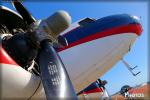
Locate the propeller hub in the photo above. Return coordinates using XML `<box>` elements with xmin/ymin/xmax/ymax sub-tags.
<box><xmin>31</xmin><ymin>11</ymin><xmax>72</xmax><ymax>43</ymax></box>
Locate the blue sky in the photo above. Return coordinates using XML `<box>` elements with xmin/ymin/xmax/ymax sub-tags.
<box><xmin>2</xmin><ymin>1</ymin><xmax>148</xmax><ymax>95</ymax></box>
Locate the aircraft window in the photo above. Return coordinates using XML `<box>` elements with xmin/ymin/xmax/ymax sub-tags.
<box><xmin>79</xmin><ymin>18</ymin><xmax>95</xmax><ymax>27</ymax></box>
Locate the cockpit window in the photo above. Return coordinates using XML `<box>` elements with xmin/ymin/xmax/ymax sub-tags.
<box><xmin>78</xmin><ymin>18</ymin><xmax>95</xmax><ymax>27</ymax></box>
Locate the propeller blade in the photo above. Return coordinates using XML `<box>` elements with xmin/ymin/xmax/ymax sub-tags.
<box><xmin>12</xmin><ymin>1</ymin><xmax>36</xmax><ymax>25</ymax></box>
<box><xmin>37</xmin><ymin>41</ymin><xmax>77</xmax><ymax>100</ymax></box>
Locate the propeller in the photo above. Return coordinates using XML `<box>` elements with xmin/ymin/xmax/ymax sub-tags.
<box><xmin>12</xmin><ymin>1</ymin><xmax>77</xmax><ymax>99</ymax></box>
<box><xmin>12</xmin><ymin>0</ymin><xmax>36</xmax><ymax>25</ymax></box>
<box><xmin>38</xmin><ymin>41</ymin><xmax>77</xmax><ymax>99</ymax></box>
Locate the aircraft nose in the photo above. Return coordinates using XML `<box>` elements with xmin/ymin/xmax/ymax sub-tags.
<box><xmin>89</xmin><ymin>14</ymin><xmax>143</xmax><ymax>40</ymax></box>
<box><xmin>129</xmin><ymin>15</ymin><xmax>143</xmax><ymax>36</ymax></box>
<box><xmin>98</xmin><ymin>14</ymin><xmax>143</xmax><ymax>37</ymax></box>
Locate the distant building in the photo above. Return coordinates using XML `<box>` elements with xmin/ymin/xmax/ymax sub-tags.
<box><xmin>111</xmin><ymin>82</ymin><xmax>150</xmax><ymax>99</ymax></box>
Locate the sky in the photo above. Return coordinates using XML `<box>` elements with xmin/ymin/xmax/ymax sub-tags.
<box><xmin>1</xmin><ymin>1</ymin><xmax>148</xmax><ymax>95</ymax></box>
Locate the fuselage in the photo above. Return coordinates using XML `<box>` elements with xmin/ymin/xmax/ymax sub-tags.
<box><xmin>58</xmin><ymin>14</ymin><xmax>142</xmax><ymax>92</ymax></box>
<box><xmin>0</xmin><ymin>7</ymin><xmax>142</xmax><ymax>99</ymax></box>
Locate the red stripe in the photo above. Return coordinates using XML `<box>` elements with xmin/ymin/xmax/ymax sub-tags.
<box><xmin>0</xmin><ymin>45</ymin><xmax>18</xmax><ymax>66</ymax></box>
<box><xmin>58</xmin><ymin>23</ymin><xmax>142</xmax><ymax>52</ymax></box>
<box><xmin>83</xmin><ymin>88</ymin><xmax>103</xmax><ymax>94</ymax></box>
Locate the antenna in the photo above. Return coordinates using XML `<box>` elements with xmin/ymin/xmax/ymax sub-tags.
<box><xmin>121</xmin><ymin>59</ymin><xmax>141</xmax><ymax>76</ymax></box>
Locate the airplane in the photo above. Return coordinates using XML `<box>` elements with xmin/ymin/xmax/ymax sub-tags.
<box><xmin>0</xmin><ymin>1</ymin><xmax>143</xmax><ymax>99</ymax></box>
<box><xmin>77</xmin><ymin>79</ymin><xmax>107</xmax><ymax>95</ymax></box>
<box><xmin>77</xmin><ymin>79</ymin><xmax>109</xmax><ymax>99</ymax></box>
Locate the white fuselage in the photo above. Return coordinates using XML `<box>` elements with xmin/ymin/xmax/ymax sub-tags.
<box><xmin>59</xmin><ymin>33</ymin><xmax>137</xmax><ymax>92</ymax></box>
<box><xmin>1</xmin><ymin>32</ymin><xmax>138</xmax><ymax>99</ymax></box>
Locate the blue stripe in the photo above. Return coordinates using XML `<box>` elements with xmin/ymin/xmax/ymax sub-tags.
<box><xmin>63</xmin><ymin>14</ymin><xmax>140</xmax><ymax>44</ymax></box>
<box><xmin>84</xmin><ymin>82</ymin><xmax>99</xmax><ymax>91</ymax></box>
<box><xmin>77</xmin><ymin>82</ymin><xmax>99</xmax><ymax>95</ymax></box>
